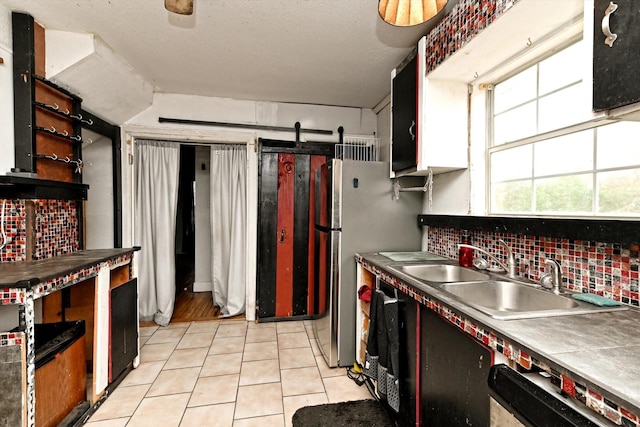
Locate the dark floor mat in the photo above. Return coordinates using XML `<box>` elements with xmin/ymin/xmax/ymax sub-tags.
<box><xmin>292</xmin><ymin>399</ymin><xmax>396</xmax><ymax>427</ymax></box>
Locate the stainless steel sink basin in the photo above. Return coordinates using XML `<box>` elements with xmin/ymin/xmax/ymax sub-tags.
<box><xmin>396</xmin><ymin>264</ymin><xmax>490</xmax><ymax>283</ymax></box>
<box><xmin>439</xmin><ymin>280</ymin><xmax>627</xmax><ymax>320</ymax></box>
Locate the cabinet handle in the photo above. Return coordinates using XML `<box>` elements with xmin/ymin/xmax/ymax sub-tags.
<box><xmin>602</xmin><ymin>1</ymin><xmax>619</xmax><ymax>47</ymax></box>
<box><xmin>408</xmin><ymin>120</ymin><xmax>416</xmax><ymax>141</ymax></box>
<box><xmin>280</xmin><ymin>229</ymin><xmax>285</xmax><ymax>243</ymax></box>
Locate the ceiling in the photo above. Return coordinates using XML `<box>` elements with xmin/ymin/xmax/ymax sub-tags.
<box><xmin>3</xmin><ymin>0</ymin><xmax>441</xmax><ymax>109</ymax></box>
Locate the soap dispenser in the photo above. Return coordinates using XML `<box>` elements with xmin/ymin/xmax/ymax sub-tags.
<box><xmin>458</xmin><ymin>231</ymin><xmax>473</xmax><ymax>267</ymax></box>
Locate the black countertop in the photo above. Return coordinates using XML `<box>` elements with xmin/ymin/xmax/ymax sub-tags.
<box><xmin>0</xmin><ymin>248</ymin><xmax>138</xmax><ymax>288</ymax></box>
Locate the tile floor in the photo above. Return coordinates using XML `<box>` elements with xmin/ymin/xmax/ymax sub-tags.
<box><xmin>86</xmin><ymin>319</ymin><xmax>372</xmax><ymax>427</ymax></box>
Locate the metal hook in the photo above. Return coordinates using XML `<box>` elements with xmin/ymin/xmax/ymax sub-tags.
<box><xmin>45</xmin><ymin>102</ymin><xmax>59</xmax><ymax>111</ymax></box>
<box><xmin>48</xmin><ymin>125</ymin><xmax>56</xmax><ymax>133</ymax></box>
<box><xmin>82</xmin><ymin>118</ymin><xmax>93</xmax><ymax>126</ymax></box>
<box><xmin>70</xmin><ymin>135</ymin><xmax>82</xmax><ymax>142</ymax></box>
<box><xmin>62</xmin><ymin>130</ymin><xmax>69</xmax><ymax>136</ymax></box>
<box><xmin>63</xmin><ymin>156</ymin><xmax>71</xmax><ymax>163</ymax></box>
<box><xmin>70</xmin><ymin>113</ymin><xmax>83</xmax><ymax>120</ymax></box>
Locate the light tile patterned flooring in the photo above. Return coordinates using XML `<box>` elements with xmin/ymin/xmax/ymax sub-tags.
<box><xmin>86</xmin><ymin>320</ymin><xmax>372</xmax><ymax>427</ymax></box>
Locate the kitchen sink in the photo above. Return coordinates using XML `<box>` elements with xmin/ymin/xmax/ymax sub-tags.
<box><xmin>394</xmin><ymin>264</ymin><xmax>490</xmax><ymax>283</ymax></box>
<box><xmin>439</xmin><ymin>280</ymin><xmax>627</xmax><ymax>320</ymax></box>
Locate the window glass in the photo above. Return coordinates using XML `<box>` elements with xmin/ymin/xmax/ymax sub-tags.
<box><xmin>597</xmin><ymin>169</ymin><xmax>640</xmax><ymax>214</ymax></box>
<box><xmin>493</xmin><ymin>102</ymin><xmax>536</xmax><ymax>145</ymax></box>
<box><xmin>489</xmin><ymin>38</ymin><xmax>639</xmax><ymax>218</ymax></box>
<box><xmin>534</xmin><ymin>175</ymin><xmax>593</xmax><ymax>214</ymax></box>
<box><xmin>491</xmin><ymin>145</ymin><xmax>532</xmax><ymax>181</ymax></box>
<box><xmin>492</xmin><ymin>180</ymin><xmax>532</xmax><ymax>213</ymax></box>
<box><xmin>537</xmin><ymin>83</ymin><xmax>585</xmax><ymax>133</ymax></box>
<box><xmin>493</xmin><ymin>66</ymin><xmax>537</xmax><ymax>114</ymax></box>
<box><xmin>539</xmin><ymin>41</ymin><xmax>584</xmax><ymax>95</ymax></box>
<box><xmin>534</xmin><ymin>130</ymin><xmax>593</xmax><ymax>176</ymax></box>
<box><xmin>596</xmin><ymin>122</ymin><xmax>640</xmax><ymax>169</ymax></box>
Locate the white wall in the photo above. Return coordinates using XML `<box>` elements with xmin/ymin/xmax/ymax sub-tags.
<box><xmin>83</xmin><ymin>135</ymin><xmax>115</xmax><ymax>249</ymax></box>
<box><xmin>193</xmin><ymin>146</ymin><xmax>212</xmax><ymax>292</ymax></box>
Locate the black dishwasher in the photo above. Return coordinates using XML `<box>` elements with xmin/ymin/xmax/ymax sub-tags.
<box><xmin>488</xmin><ymin>364</ymin><xmax>607</xmax><ymax>426</ymax></box>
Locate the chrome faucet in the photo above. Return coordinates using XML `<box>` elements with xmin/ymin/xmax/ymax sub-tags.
<box><xmin>540</xmin><ymin>259</ymin><xmax>563</xmax><ymax>295</ymax></box>
<box><xmin>457</xmin><ymin>239</ymin><xmax>518</xmax><ymax>279</ymax></box>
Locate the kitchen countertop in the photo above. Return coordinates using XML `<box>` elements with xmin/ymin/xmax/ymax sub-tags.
<box><xmin>358</xmin><ymin>252</ymin><xmax>640</xmax><ymax>416</ymax></box>
<box><xmin>0</xmin><ymin>248</ymin><xmax>138</xmax><ymax>288</ymax></box>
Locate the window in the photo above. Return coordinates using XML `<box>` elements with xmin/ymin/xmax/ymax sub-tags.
<box><xmin>489</xmin><ymin>41</ymin><xmax>640</xmax><ymax>217</ymax></box>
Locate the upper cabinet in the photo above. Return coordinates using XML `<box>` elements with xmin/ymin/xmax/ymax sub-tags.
<box><xmin>390</xmin><ymin>37</ymin><xmax>468</xmax><ymax>178</ymax></box>
<box><xmin>593</xmin><ymin>0</ymin><xmax>640</xmax><ymax>118</ymax></box>
<box><xmin>391</xmin><ymin>53</ymin><xmax>418</xmax><ymax>172</ymax></box>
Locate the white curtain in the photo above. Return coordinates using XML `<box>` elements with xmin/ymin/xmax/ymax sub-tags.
<box><xmin>134</xmin><ymin>140</ymin><xmax>181</xmax><ymax>326</ymax></box>
<box><xmin>210</xmin><ymin>145</ymin><xmax>247</xmax><ymax>317</ymax></box>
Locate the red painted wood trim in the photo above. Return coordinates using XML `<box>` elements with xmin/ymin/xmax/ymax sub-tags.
<box><xmin>307</xmin><ymin>155</ymin><xmax>326</xmax><ymax>314</ymax></box>
<box><xmin>275</xmin><ymin>153</ymin><xmax>296</xmax><ymax>317</ymax></box>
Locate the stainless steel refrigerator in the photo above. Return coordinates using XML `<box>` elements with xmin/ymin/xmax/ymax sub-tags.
<box><xmin>312</xmin><ymin>159</ymin><xmax>423</xmax><ymax>368</ymax></box>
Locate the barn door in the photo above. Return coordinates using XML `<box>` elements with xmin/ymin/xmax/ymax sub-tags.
<box><xmin>257</xmin><ymin>140</ymin><xmax>333</xmax><ymax>320</ymax></box>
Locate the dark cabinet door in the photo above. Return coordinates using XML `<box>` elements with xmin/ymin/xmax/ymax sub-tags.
<box><xmin>392</xmin><ymin>54</ymin><xmax>418</xmax><ymax>172</ymax></box>
<box><xmin>110</xmin><ymin>278</ymin><xmax>138</xmax><ymax>382</ymax></box>
<box><xmin>379</xmin><ymin>281</ymin><xmax>418</xmax><ymax>425</ymax></box>
<box><xmin>421</xmin><ymin>307</ymin><xmax>493</xmax><ymax>426</ymax></box>
<box><xmin>593</xmin><ymin>0</ymin><xmax>640</xmax><ymax>111</ymax></box>
<box><xmin>257</xmin><ymin>144</ymin><xmax>328</xmax><ymax>320</ymax></box>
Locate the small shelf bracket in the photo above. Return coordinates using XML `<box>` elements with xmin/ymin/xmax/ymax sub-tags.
<box><xmin>392</xmin><ymin>169</ymin><xmax>434</xmax><ymax>210</ymax></box>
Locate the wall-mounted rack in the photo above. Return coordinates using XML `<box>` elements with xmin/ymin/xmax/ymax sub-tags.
<box><xmin>12</xmin><ymin>12</ymin><xmax>84</xmax><ymax>184</ymax></box>
<box><xmin>35</xmin><ymin>126</ymin><xmax>83</xmax><ymax>143</ymax></box>
<box><xmin>33</xmin><ymin>101</ymin><xmax>93</xmax><ymax>125</ymax></box>
<box><xmin>35</xmin><ymin>154</ymin><xmax>84</xmax><ymax>173</ymax></box>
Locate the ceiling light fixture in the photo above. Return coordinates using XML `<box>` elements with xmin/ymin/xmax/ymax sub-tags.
<box><xmin>378</xmin><ymin>0</ymin><xmax>448</xmax><ymax>26</ymax></box>
<box><xmin>165</xmin><ymin>0</ymin><xmax>194</xmax><ymax>15</ymax></box>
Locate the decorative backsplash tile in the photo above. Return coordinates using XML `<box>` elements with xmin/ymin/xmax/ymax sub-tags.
<box><xmin>424</xmin><ymin>0</ymin><xmax>520</xmax><ymax>74</ymax></box>
<box><xmin>0</xmin><ymin>199</ymin><xmax>80</xmax><ymax>262</ymax></box>
<box><xmin>33</xmin><ymin>200</ymin><xmax>79</xmax><ymax>260</ymax></box>
<box><xmin>0</xmin><ymin>200</ymin><xmax>26</xmax><ymax>262</ymax></box>
<box><xmin>426</xmin><ymin>227</ymin><xmax>640</xmax><ymax>308</ymax></box>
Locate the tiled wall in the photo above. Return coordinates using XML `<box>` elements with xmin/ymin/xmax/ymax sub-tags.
<box><xmin>32</xmin><ymin>200</ymin><xmax>79</xmax><ymax>259</ymax></box>
<box><xmin>426</xmin><ymin>227</ymin><xmax>640</xmax><ymax>308</ymax></box>
<box><xmin>425</xmin><ymin>0</ymin><xmax>520</xmax><ymax>73</ymax></box>
<box><xmin>0</xmin><ymin>199</ymin><xmax>80</xmax><ymax>262</ymax></box>
<box><xmin>0</xmin><ymin>200</ymin><xmax>26</xmax><ymax>262</ymax></box>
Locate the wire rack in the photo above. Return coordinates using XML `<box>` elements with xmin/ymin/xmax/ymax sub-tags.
<box><xmin>335</xmin><ymin>135</ymin><xmax>380</xmax><ymax>162</ymax></box>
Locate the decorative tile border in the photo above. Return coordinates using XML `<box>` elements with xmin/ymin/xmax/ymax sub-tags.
<box><xmin>0</xmin><ymin>252</ymin><xmax>133</xmax><ymax>305</ymax></box>
<box><xmin>357</xmin><ymin>256</ymin><xmax>640</xmax><ymax>426</ymax></box>
<box><xmin>0</xmin><ymin>331</ymin><xmax>24</xmax><ymax>347</ymax></box>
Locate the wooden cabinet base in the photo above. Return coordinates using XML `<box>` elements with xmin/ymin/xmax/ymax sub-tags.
<box><xmin>35</xmin><ymin>336</ymin><xmax>87</xmax><ymax>427</ymax></box>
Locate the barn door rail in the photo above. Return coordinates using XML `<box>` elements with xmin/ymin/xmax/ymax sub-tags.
<box><xmin>158</xmin><ymin>117</ymin><xmax>334</xmax><ymax>136</ymax></box>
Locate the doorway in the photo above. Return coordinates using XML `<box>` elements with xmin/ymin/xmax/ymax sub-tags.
<box><xmin>172</xmin><ymin>146</ymin><xmax>219</xmax><ymax>322</ymax></box>
<box><xmin>126</xmin><ymin>128</ymin><xmax>258</xmax><ymax>323</ymax></box>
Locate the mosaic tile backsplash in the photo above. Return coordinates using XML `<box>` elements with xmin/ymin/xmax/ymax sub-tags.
<box><xmin>0</xmin><ymin>200</ymin><xmax>26</xmax><ymax>262</ymax></box>
<box><xmin>426</xmin><ymin>227</ymin><xmax>640</xmax><ymax>308</ymax></box>
<box><xmin>0</xmin><ymin>199</ymin><xmax>79</xmax><ymax>262</ymax></box>
<box><xmin>424</xmin><ymin>0</ymin><xmax>520</xmax><ymax>74</ymax></box>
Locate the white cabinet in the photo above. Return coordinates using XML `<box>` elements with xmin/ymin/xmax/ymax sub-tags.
<box><xmin>390</xmin><ymin>36</ymin><xmax>468</xmax><ymax>178</ymax></box>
